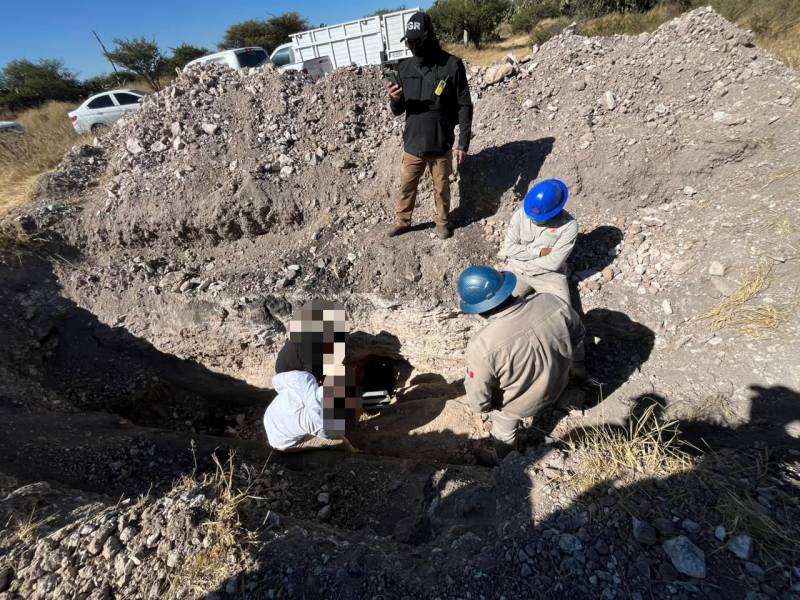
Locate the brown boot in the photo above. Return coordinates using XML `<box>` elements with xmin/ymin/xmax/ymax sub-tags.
<box><xmin>388</xmin><ymin>224</ymin><xmax>410</xmax><ymax>238</ymax></box>
<box><xmin>435</xmin><ymin>224</ymin><xmax>452</xmax><ymax>240</ymax></box>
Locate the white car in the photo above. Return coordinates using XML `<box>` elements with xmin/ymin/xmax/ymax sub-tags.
<box><xmin>185</xmin><ymin>47</ymin><xmax>270</xmax><ymax>71</ymax></box>
<box><xmin>0</xmin><ymin>121</ymin><xmax>25</xmax><ymax>134</ymax></box>
<box><xmin>68</xmin><ymin>89</ymin><xmax>147</xmax><ymax>135</ymax></box>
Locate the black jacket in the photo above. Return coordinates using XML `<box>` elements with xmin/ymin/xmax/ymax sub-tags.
<box><xmin>390</xmin><ymin>48</ymin><xmax>473</xmax><ymax>157</ymax></box>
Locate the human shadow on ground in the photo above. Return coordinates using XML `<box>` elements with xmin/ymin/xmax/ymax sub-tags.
<box><xmin>212</xmin><ymin>387</ymin><xmax>800</xmax><ymax>599</ymax></box>
<box><xmin>582</xmin><ymin>308</ymin><xmax>655</xmax><ymax>403</ymax></box>
<box><xmin>450</xmin><ymin>137</ymin><xmax>555</xmax><ymax>230</ymax></box>
<box><xmin>567</xmin><ymin>225</ymin><xmax>624</xmax><ymax>314</ymax></box>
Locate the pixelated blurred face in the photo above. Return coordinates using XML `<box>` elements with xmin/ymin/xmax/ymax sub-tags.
<box><xmin>288</xmin><ymin>299</ymin><xmax>349</xmax><ymax>379</ymax></box>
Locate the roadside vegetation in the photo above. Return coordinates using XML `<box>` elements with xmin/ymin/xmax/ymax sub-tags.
<box><xmin>0</xmin><ymin>101</ymin><xmax>89</xmax><ymax>216</ymax></box>
<box><xmin>440</xmin><ymin>0</ymin><xmax>800</xmax><ymax>67</ymax></box>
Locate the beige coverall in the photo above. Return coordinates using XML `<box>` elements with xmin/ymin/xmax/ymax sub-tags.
<box><xmin>502</xmin><ymin>209</ymin><xmax>578</xmax><ymax>305</ymax></box>
<box><xmin>464</xmin><ymin>293</ymin><xmax>586</xmax><ymax>444</ymax></box>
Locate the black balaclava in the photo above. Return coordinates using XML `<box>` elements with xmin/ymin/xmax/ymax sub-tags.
<box><xmin>403</xmin><ymin>12</ymin><xmax>439</xmax><ymax>60</ymax></box>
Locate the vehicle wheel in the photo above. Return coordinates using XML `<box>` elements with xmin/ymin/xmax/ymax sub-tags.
<box><xmin>91</xmin><ymin>123</ymin><xmax>109</xmax><ymax>137</ymax></box>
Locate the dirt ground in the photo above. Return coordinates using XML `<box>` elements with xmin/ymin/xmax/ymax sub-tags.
<box><xmin>1</xmin><ymin>7</ymin><xmax>800</xmax><ymax>600</ymax></box>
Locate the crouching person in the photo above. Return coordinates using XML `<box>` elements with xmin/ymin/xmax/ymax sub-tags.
<box><xmin>263</xmin><ymin>299</ymin><xmax>360</xmax><ymax>453</ymax></box>
<box><xmin>457</xmin><ymin>266</ymin><xmax>586</xmax><ymax>465</ymax></box>
<box><xmin>503</xmin><ymin>179</ymin><xmax>578</xmax><ymax>305</ymax></box>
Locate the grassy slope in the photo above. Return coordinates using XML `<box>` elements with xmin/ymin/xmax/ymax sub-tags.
<box><xmin>0</xmin><ymin>101</ymin><xmax>90</xmax><ymax>216</ymax></box>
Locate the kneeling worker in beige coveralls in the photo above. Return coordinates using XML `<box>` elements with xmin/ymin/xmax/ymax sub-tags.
<box><xmin>502</xmin><ymin>179</ymin><xmax>578</xmax><ymax>305</ymax></box>
<box><xmin>457</xmin><ymin>265</ymin><xmax>586</xmax><ymax>464</ymax></box>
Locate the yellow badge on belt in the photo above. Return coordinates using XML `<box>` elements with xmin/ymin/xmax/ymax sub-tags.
<box><xmin>435</xmin><ymin>80</ymin><xmax>447</xmax><ymax>96</ymax></box>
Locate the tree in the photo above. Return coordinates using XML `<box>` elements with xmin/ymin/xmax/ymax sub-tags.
<box><xmin>165</xmin><ymin>43</ymin><xmax>210</xmax><ymax>73</ymax></box>
<box><xmin>219</xmin><ymin>12</ymin><xmax>310</xmax><ymax>54</ymax></box>
<box><xmin>372</xmin><ymin>6</ymin><xmax>408</xmax><ymax>16</ymax></box>
<box><xmin>106</xmin><ymin>37</ymin><xmax>165</xmax><ymax>91</ymax></box>
<box><xmin>82</xmin><ymin>71</ymin><xmax>138</xmax><ymax>94</ymax></box>
<box><xmin>0</xmin><ymin>59</ymin><xmax>84</xmax><ymax>112</ymax></box>
<box><xmin>429</xmin><ymin>0</ymin><xmax>512</xmax><ymax>48</ymax></box>
<box><xmin>510</xmin><ymin>1</ymin><xmax>561</xmax><ymax>33</ymax></box>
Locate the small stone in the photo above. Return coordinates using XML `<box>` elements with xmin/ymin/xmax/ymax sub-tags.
<box><xmin>708</xmin><ymin>261</ymin><xmax>725</xmax><ymax>277</ymax></box>
<box><xmin>170</xmin><ymin>121</ymin><xmax>181</xmax><ymax>136</ymax></box>
<box><xmin>559</xmin><ymin>533</ymin><xmax>583</xmax><ymax>555</ymax></box>
<box><xmin>663</xmin><ymin>536</ymin><xmax>706</xmax><ymax>578</ymax></box>
<box><xmin>102</xmin><ymin>535</ymin><xmax>122</xmax><ymax>560</ymax></box>
<box><xmin>317</xmin><ymin>505</ymin><xmax>332</xmax><ymax>521</ymax></box>
<box><xmin>166</xmin><ymin>550</ymin><xmax>181</xmax><ymax>568</ymax></box>
<box><xmin>601</xmin><ymin>266</ymin><xmax>615</xmax><ymax>282</ymax></box>
<box><xmin>125</xmin><ymin>138</ymin><xmax>144</xmax><ymax>155</ymax></box>
<box><xmin>346</xmin><ymin>253</ymin><xmax>356</xmax><ymax>262</ymax></box>
<box><xmin>714</xmin><ymin>525</ymin><xmax>726</xmax><ymax>541</ymax></box>
<box><xmin>662</xmin><ymin>299</ymin><xmax>673</xmax><ymax>315</ymax></box>
<box><xmin>572</xmin><ymin>80</ymin><xmax>587</xmax><ymax>91</ymax></box>
<box><xmin>280</xmin><ymin>165</ymin><xmax>294</xmax><ymax>178</ymax></box>
<box><xmin>317</xmin><ymin>492</ymin><xmax>330</xmax><ymax>505</ymax></box>
<box><xmin>713</xmin><ymin>111</ymin><xmax>745</xmax><ymax>126</ymax></box>
<box><xmin>201</xmin><ymin>122</ymin><xmax>219</xmax><ymax>135</ymax></box>
<box><xmin>683</xmin><ymin>186</ymin><xmax>697</xmax><ymax>196</ymax></box>
<box><xmin>604</xmin><ymin>91</ymin><xmax>617</xmax><ymax>110</ymax></box>
<box><xmin>632</xmin><ymin>517</ymin><xmax>658</xmax><ymax>546</ymax></box>
<box><xmin>681</xmin><ymin>519</ymin><xmax>701</xmax><ymax>533</ymax></box>
<box><xmin>520</xmin><ymin>563</ymin><xmax>533</xmax><ymax>578</ymax></box>
<box><xmin>727</xmin><ymin>534</ymin><xmax>753</xmax><ymax>560</ymax></box>
<box><xmin>150</xmin><ymin>141</ymin><xmax>167</xmax><ymax>153</ymax></box>
<box><xmin>522</xmin><ymin>99</ymin><xmax>535</xmax><ymax>110</ymax></box>
<box><xmin>671</xmin><ymin>259</ymin><xmax>695</xmax><ymax>275</ymax></box>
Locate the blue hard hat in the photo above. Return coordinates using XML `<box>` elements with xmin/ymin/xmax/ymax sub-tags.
<box><xmin>523</xmin><ymin>179</ymin><xmax>570</xmax><ymax>222</ymax></box>
<box><xmin>457</xmin><ymin>265</ymin><xmax>517</xmax><ymax>315</ymax></box>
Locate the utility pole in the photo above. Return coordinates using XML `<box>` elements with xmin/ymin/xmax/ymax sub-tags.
<box><xmin>92</xmin><ymin>30</ymin><xmax>121</xmax><ymax>86</ymax></box>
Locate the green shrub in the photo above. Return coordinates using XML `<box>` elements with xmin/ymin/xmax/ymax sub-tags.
<box><xmin>429</xmin><ymin>0</ymin><xmax>512</xmax><ymax>47</ymax></box>
<box><xmin>511</xmin><ymin>1</ymin><xmax>562</xmax><ymax>33</ymax></box>
<box><xmin>561</xmin><ymin>0</ymin><xmax>657</xmax><ymax>18</ymax></box>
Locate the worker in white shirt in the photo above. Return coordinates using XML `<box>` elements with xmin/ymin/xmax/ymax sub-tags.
<box><xmin>263</xmin><ymin>300</ymin><xmax>359</xmax><ymax>452</ymax></box>
<box><xmin>502</xmin><ymin>179</ymin><xmax>578</xmax><ymax>305</ymax></box>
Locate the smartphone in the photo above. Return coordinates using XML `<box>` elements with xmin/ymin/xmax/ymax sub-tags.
<box><xmin>383</xmin><ymin>68</ymin><xmax>401</xmax><ymax>88</ymax></box>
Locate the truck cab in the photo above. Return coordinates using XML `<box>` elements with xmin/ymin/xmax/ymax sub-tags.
<box><xmin>270</xmin><ymin>43</ymin><xmax>333</xmax><ymax>79</ymax></box>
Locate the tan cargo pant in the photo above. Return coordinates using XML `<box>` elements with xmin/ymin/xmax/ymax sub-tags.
<box><xmin>396</xmin><ymin>150</ymin><xmax>452</xmax><ymax>227</ymax></box>
<box><xmin>280</xmin><ymin>434</ymin><xmax>358</xmax><ymax>453</ymax></box>
<box><xmin>512</xmin><ymin>272</ymin><xmax>571</xmax><ymax>306</ymax></box>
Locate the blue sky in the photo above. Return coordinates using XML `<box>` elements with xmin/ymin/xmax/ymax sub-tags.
<box><xmin>1</xmin><ymin>1</ymin><xmax>430</xmax><ymax>78</ymax></box>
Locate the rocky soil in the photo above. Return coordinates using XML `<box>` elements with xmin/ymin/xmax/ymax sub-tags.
<box><xmin>1</xmin><ymin>7</ymin><xmax>799</xmax><ymax>599</ymax></box>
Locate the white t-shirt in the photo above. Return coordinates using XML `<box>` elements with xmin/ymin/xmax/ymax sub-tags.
<box><xmin>263</xmin><ymin>371</ymin><xmax>329</xmax><ymax>450</ymax></box>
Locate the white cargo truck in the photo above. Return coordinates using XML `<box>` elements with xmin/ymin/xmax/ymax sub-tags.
<box><xmin>270</xmin><ymin>7</ymin><xmax>419</xmax><ymax>74</ymax></box>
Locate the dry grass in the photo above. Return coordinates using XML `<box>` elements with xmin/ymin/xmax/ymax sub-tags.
<box><xmin>169</xmin><ymin>453</ymin><xmax>257</xmax><ymax>598</ymax></box>
<box><xmin>11</xmin><ymin>508</ymin><xmax>46</xmax><ymax>544</ymax></box>
<box><xmin>702</xmin><ymin>260</ymin><xmax>786</xmax><ymax>336</ymax></box>
<box><xmin>445</xmin><ymin>33</ymin><xmax>535</xmax><ymax>65</ymax></box>
<box><xmin>565</xmin><ymin>403</ymin><xmax>696</xmax><ymax>494</ymax></box>
<box><xmin>717</xmin><ymin>489</ymin><xmax>799</xmax><ymax>559</ymax></box>
<box><xmin>0</xmin><ymin>101</ymin><xmax>89</xmax><ymax>216</ymax></box>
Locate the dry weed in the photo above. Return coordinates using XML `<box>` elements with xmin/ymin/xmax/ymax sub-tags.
<box><xmin>0</xmin><ymin>101</ymin><xmax>90</xmax><ymax>215</ymax></box>
<box><xmin>12</xmin><ymin>508</ymin><xmax>46</xmax><ymax>544</ymax></box>
<box><xmin>169</xmin><ymin>453</ymin><xmax>257</xmax><ymax>599</ymax></box>
<box><xmin>702</xmin><ymin>260</ymin><xmax>786</xmax><ymax>336</ymax></box>
<box><xmin>565</xmin><ymin>403</ymin><xmax>695</xmax><ymax>494</ymax></box>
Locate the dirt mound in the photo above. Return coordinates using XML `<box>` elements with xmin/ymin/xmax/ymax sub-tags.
<box><xmin>26</xmin><ymin>6</ymin><xmax>795</xmax><ymax>390</ymax></box>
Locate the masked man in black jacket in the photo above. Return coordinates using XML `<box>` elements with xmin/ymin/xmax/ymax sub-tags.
<box><xmin>387</xmin><ymin>11</ymin><xmax>473</xmax><ymax>240</ymax></box>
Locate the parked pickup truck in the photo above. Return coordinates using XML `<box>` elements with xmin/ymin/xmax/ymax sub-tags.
<box><xmin>270</xmin><ymin>7</ymin><xmax>419</xmax><ymax>73</ymax></box>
